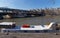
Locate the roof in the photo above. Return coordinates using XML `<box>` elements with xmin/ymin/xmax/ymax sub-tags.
<box><xmin>20</xmin><ymin>22</ymin><xmax>56</xmax><ymax>30</ymax></box>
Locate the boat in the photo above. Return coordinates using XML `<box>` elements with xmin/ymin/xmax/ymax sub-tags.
<box><xmin>1</xmin><ymin>22</ymin><xmax>59</xmax><ymax>33</ymax></box>
<box><xmin>0</xmin><ymin>22</ymin><xmax>16</xmax><ymax>28</ymax></box>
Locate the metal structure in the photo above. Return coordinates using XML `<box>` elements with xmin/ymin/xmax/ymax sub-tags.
<box><xmin>0</xmin><ymin>7</ymin><xmax>46</xmax><ymax>19</ymax></box>
<box><xmin>0</xmin><ymin>7</ymin><xmax>30</xmax><ymax>18</ymax></box>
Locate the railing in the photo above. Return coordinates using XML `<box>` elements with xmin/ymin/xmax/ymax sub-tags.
<box><xmin>1</xmin><ymin>30</ymin><xmax>60</xmax><ymax>33</ymax></box>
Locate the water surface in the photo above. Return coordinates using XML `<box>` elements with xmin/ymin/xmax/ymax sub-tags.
<box><xmin>0</xmin><ymin>16</ymin><xmax>60</xmax><ymax>25</ymax></box>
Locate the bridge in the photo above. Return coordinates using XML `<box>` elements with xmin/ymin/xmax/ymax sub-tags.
<box><xmin>0</xmin><ymin>7</ymin><xmax>29</xmax><ymax>18</ymax></box>
<box><xmin>0</xmin><ymin>7</ymin><xmax>46</xmax><ymax>19</ymax></box>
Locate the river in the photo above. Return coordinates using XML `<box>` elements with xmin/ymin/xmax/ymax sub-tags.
<box><xmin>0</xmin><ymin>16</ymin><xmax>60</xmax><ymax>25</ymax></box>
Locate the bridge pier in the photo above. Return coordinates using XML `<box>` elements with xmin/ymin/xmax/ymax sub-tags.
<box><xmin>0</xmin><ymin>14</ymin><xmax>3</xmax><ymax>19</ymax></box>
<box><xmin>3</xmin><ymin>15</ymin><xmax>12</xmax><ymax>19</ymax></box>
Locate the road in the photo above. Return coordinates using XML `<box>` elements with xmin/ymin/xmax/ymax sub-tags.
<box><xmin>0</xmin><ymin>33</ymin><xmax>60</xmax><ymax>38</ymax></box>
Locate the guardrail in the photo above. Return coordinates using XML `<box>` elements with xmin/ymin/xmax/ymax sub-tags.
<box><xmin>1</xmin><ymin>30</ymin><xmax>60</xmax><ymax>33</ymax></box>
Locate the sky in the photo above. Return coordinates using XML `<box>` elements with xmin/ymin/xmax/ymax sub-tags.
<box><xmin>0</xmin><ymin>0</ymin><xmax>60</xmax><ymax>10</ymax></box>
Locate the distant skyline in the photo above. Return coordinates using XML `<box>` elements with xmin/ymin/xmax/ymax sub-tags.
<box><xmin>0</xmin><ymin>0</ymin><xmax>60</xmax><ymax>10</ymax></box>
